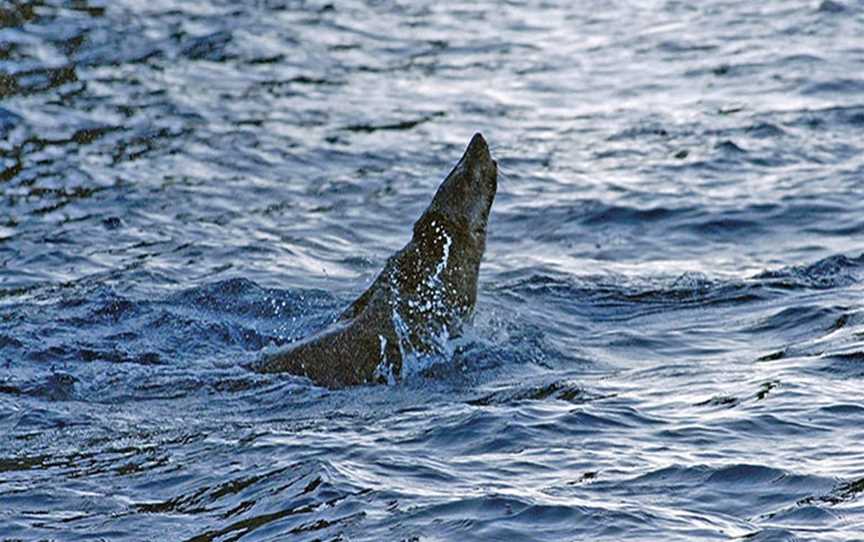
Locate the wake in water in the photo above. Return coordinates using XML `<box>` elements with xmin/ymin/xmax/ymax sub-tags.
<box><xmin>3</xmin><ymin>253</ymin><xmax>861</xmax><ymax>398</ymax></box>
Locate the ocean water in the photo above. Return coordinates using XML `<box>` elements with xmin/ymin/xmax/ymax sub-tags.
<box><xmin>2</xmin><ymin>0</ymin><xmax>864</xmax><ymax>540</ymax></box>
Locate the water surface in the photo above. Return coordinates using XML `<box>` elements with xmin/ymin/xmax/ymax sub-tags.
<box><xmin>2</xmin><ymin>1</ymin><xmax>864</xmax><ymax>540</ymax></box>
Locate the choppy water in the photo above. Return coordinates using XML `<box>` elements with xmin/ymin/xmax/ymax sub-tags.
<box><xmin>2</xmin><ymin>1</ymin><xmax>864</xmax><ymax>540</ymax></box>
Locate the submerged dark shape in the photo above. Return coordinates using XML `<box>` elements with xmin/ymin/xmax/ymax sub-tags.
<box><xmin>256</xmin><ymin>133</ymin><xmax>498</xmax><ymax>387</ymax></box>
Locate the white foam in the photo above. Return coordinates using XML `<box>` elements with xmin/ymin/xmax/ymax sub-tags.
<box><xmin>373</xmin><ymin>334</ymin><xmax>396</xmax><ymax>385</ymax></box>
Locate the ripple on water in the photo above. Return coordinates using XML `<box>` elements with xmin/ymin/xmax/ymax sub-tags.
<box><xmin>1</xmin><ymin>0</ymin><xmax>864</xmax><ymax>540</ymax></box>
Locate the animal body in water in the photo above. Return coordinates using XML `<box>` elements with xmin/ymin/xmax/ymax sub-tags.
<box><xmin>255</xmin><ymin>133</ymin><xmax>498</xmax><ymax>388</ymax></box>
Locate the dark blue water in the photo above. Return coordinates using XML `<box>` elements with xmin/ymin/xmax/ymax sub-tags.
<box><xmin>2</xmin><ymin>1</ymin><xmax>864</xmax><ymax>540</ymax></box>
